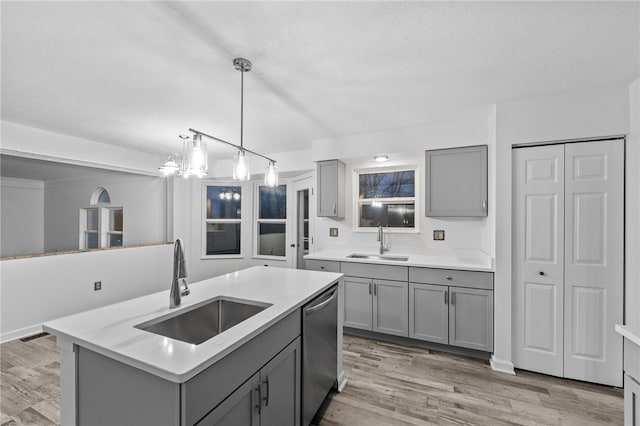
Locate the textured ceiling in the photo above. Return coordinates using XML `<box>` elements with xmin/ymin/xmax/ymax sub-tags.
<box><xmin>1</xmin><ymin>1</ymin><xmax>638</xmax><ymax>160</ymax></box>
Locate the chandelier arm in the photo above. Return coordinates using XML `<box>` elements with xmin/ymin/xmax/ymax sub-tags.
<box><xmin>188</xmin><ymin>128</ymin><xmax>276</xmax><ymax>164</ymax></box>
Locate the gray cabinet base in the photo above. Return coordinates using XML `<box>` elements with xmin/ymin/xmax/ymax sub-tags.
<box><xmin>344</xmin><ymin>327</ymin><xmax>491</xmax><ymax>361</ymax></box>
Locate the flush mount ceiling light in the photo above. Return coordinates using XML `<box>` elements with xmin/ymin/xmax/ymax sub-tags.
<box><xmin>374</xmin><ymin>155</ymin><xmax>389</xmax><ymax>162</ymax></box>
<box><xmin>159</xmin><ymin>58</ymin><xmax>278</xmax><ymax>186</ymax></box>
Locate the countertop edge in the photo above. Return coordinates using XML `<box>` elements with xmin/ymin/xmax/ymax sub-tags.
<box><xmin>304</xmin><ymin>253</ymin><xmax>494</xmax><ymax>272</ymax></box>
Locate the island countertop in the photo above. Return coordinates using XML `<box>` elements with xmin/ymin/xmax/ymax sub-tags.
<box><xmin>44</xmin><ymin>266</ymin><xmax>342</xmax><ymax>383</ymax></box>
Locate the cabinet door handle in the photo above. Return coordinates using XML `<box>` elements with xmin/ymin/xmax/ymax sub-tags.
<box><xmin>255</xmin><ymin>385</ymin><xmax>262</xmax><ymax>414</ymax></box>
<box><xmin>333</xmin><ymin>203</ymin><xmax>337</xmax><ymax>214</ymax></box>
<box><xmin>373</xmin><ymin>283</ymin><xmax>377</xmax><ymax>296</ymax></box>
<box><xmin>539</xmin><ymin>271</ymin><xmax>545</xmax><ymax>276</ymax></box>
<box><xmin>444</xmin><ymin>291</ymin><xmax>448</xmax><ymax>305</ymax></box>
<box><xmin>368</xmin><ymin>282</ymin><xmax>372</xmax><ymax>295</ymax></box>
<box><xmin>482</xmin><ymin>199</ymin><xmax>487</xmax><ymax>212</ymax></box>
<box><xmin>263</xmin><ymin>377</ymin><xmax>270</xmax><ymax>407</ymax></box>
<box><xmin>451</xmin><ymin>292</ymin><xmax>456</xmax><ymax>306</ymax></box>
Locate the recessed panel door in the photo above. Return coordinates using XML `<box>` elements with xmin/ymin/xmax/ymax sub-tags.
<box><xmin>513</xmin><ymin>145</ymin><xmax>565</xmax><ymax>377</ymax></box>
<box><xmin>373</xmin><ymin>279</ymin><xmax>408</xmax><ymax>337</ymax></box>
<box><xmin>564</xmin><ymin>141</ymin><xmax>623</xmax><ymax>387</ymax></box>
<box><xmin>342</xmin><ymin>276</ymin><xmax>372</xmax><ymax>330</ymax></box>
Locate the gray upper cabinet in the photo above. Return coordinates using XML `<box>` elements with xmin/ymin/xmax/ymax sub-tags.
<box><xmin>317</xmin><ymin>159</ymin><xmax>345</xmax><ymax>218</ymax></box>
<box><xmin>425</xmin><ymin>145</ymin><xmax>488</xmax><ymax>217</ymax></box>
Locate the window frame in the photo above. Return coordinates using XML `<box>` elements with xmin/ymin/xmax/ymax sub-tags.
<box><xmin>201</xmin><ymin>182</ymin><xmax>243</xmax><ymax>259</ymax></box>
<box><xmin>352</xmin><ymin>165</ymin><xmax>419</xmax><ymax>233</ymax></box>
<box><xmin>79</xmin><ymin>205</ymin><xmax>124</xmax><ymax>249</ymax></box>
<box><xmin>253</xmin><ymin>182</ymin><xmax>288</xmax><ymax>260</ymax></box>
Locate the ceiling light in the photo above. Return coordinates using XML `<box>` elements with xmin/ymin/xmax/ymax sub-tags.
<box><xmin>374</xmin><ymin>155</ymin><xmax>389</xmax><ymax>162</ymax></box>
<box><xmin>159</xmin><ymin>58</ymin><xmax>278</xmax><ymax>185</ymax></box>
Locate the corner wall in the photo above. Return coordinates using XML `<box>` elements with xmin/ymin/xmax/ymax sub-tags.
<box><xmin>626</xmin><ymin>78</ymin><xmax>640</xmax><ymax>331</ymax></box>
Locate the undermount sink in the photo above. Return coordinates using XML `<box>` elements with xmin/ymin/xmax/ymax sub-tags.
<box><xmin>135</xmin><ymin>297</ymin><xmax>272</xmax><ymax>345</ymax></box>
<box><xmin>346</xmin><ymin>253</ymin><xmax>409</xmax><ymax>262</ymax></box>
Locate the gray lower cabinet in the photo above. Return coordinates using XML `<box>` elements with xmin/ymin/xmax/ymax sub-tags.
<box><xmin>305</xmin><ymin>259</ymin><xmax>340</xmax><ymax>273</ymax></box>
<box><xmin>343</xmin><ymin>276</ymin><xmax>373</xmax><ymax>330</ymax></box>
<box><xmin>409</xmin><ymin>267</ymin><xmax>494</xmax><ymax>352</ymax></box>
<box><xmin>200</xmin><ymin>337</ymin><xmax>301</xmax><ymax>426</ymax></box>
<box><xmin>409</xmin><ymin>282</ymin><xmax>448</xmax><ymax>345</ymax></box>
<box><xmin>343</xmin><ymin>276</ymin><xmax>408</xmax><ymax>337</ymax></box>
<box><xmin>449</xmin><ymin>287</ymin><xmax>493</xmax><ymax>352</ymax></box>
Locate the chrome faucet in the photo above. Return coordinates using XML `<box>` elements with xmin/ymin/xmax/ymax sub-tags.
<box><xmin>377</xmin><ymin>225</ymin><xmax>388</xmax><ymax>254</ymax></box>
<box><xmin>170</xmin><ymin>238</ymin><xmax>190</xmax><ymax>308</ymax></box>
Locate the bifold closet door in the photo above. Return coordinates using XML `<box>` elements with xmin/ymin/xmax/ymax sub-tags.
<box><xmin>563</xmin><ymin>140</ymin><xmax>623</xmax><ymax>387</ymax></box>
<box><xmin>514</xmin><ymin>140</ymin><xmax>624</xmax><ymax>387</ymax></box>
<box><xmin>513</xmin><ymin>145</ymin><xmax>565</xmax><ymax>378</ymax></box>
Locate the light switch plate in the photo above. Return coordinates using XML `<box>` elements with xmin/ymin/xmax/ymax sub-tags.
<box><xmin>94</xmin><ymin>281</ymin><xmax>102</xmax><ymax>291</ymax></box>
<box><xmin>329</xmin><ymin>228</ymin><xmax>338</xmax><ymax>237</ymax></box>
<box><xmin>433</xmin><ymin>230</ymin><xmax>445</xmax><ymax>241</ymax></box>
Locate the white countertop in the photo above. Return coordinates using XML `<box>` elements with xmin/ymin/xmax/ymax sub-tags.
<box><xmin>44</xmin><ymin>266</ymin><xmax>342</xmax><ymax>383</ymax></box>
<box><xmin>305</xmin><ymin>248</ymin><xmax>494</xmax><ymax>272</ymax></box>
<box><xmin>616</xmin><ymin>324</ymin><xmax>640</xmax><ymax>347</ymax></box>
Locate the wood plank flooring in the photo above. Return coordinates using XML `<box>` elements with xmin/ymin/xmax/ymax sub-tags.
<box><xmin>0</xmin><ymin>333</ymin><xmax>623</xmax><ymax>425</ymax></box>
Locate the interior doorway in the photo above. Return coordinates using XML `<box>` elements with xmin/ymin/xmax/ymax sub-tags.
<box><xmin>292</xmin><ymin>174</ymin><xmax>314</xmax><ymax>269</ymax></box>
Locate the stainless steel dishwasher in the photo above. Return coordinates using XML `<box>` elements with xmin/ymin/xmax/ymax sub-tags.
<box><xmin>302</xmin><ymin>285</ymin><xmax>338</xmax><ymax>425</ymax></box>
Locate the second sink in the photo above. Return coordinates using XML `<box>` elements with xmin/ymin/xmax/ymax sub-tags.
<box><xmin>135</xmin><ymin>297</ymin><xmax>272</xmax><ymax>345</ymax></box>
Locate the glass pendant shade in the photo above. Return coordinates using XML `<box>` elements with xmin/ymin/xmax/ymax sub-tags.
<box><xmin>265</xmin><ymin>162</ymin><xmax>279</xmax><ymax>187</ymax></box>
<box><xmin>233</xmin><ymin>151</ymin><xmax>250</xmax><ymax>180</ymax></box>
<box><xmin>158</xmin><ymin>157</ymin><xmax>180</xmax><ymax>176</ymax></box>
<box><xmin>185</xmin><ymin>134</ymin><xmax>208</xmax><ymax>177</ymax></box>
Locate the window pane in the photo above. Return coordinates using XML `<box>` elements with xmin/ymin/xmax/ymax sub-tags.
<box><xmin>86</xmin><ymin>208</ymin><xmax>99</xmax><ymax>231</ymax></box>
<box><xmin>110</xmin><ymin>208</ymin><xmax>123</xmax><ymax>232</ymax></box>
<box><xmin>108</xmin><ymin>233</ymin><xmax>123</xmax><ymax>247</ymax></box>
<box><xmin>359</xmin><ymin>203</ymin><xmax>415</xmax><ymax>228</ymax></box>
<box><xmin>207</xmin><ymin>186</ymin><xmax>241</xmax><ymax>219</ymax></box>
<box><xmin>258</xmin><ymin>223</ymin><xmax>286</xmax><ymax>256</ymax></box>
<box><xmin>259</xmin><ymin>185</ymin><xmax>286</xmax><ymax>219</ymax></box>
<box><xmin>359</xmin><ymin>171</ymin><xmax>415</xmax><ymax>199</ymax></box>
<box><xmin>206</xmin><ymin>223</ymin><xmax>241</xmax><ymax>255</ymax></box>
<box><xmin>85</xmin><ymin>231</ymin><xmax>98</xmax><ymax>249</ymax></box>
<box><xmin>98</xmin><ymin>189</ymin><xmax>111</xmax><ymax>204</ymax></box>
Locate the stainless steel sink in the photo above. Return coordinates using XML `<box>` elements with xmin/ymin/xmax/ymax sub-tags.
<box><xmin>346</xmin><ymin>253</ymin><xmax>409</xmax><ymax>262</ymax></box>
<box><xmin>135</xmin><ymin>297</ymin><xmax>272</xmax><ymax>345</ymax></box>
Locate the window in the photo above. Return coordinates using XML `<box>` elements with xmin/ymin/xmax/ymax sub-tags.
<box><xmin>355</xmin><ymin>167</ymin><xmax>417</xmax><ymax>230</ymax></box>
<box><xmin>256</xmin><ymin>184</ymin><xmax>287</xmax><ymax>258</ymax></box>
<box><xmin>80</xmin><ymin>188</ymin><xmax>123</xmax><ymax>249</ymax></box>
<box><xmin>204</xmin><ymin>185</ymin><xmax>242</xmax><ymax>256</ymax></box>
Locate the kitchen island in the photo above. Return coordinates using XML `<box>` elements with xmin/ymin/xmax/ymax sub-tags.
<box><xmin>44</xmin><ymin>266</ymin><xmax>343</xmax><ymax>426</ymax></box>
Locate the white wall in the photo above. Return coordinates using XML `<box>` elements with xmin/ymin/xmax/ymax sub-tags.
<box><xmin>626</xmin><ymin>78</ymin><xmax>640</xmax><ymax>331</ymax></box>
<box><xmin>0</xmin><ymin>178</ymin><xmax>45</xmax><ymax>257</ymax></box>
<box><xmin>44</xmin><ymin>173</ymin><xmax>167</xmax><ymax>251</ymax></box>
<box><xmin>494</xmin><ymin>84</ymin><xmax>632</xmax><ymax>373</ymax></box>
<box><xmin>310</xmin><ymin>116</ymin><xmax>495</xmax><ymax>257</ymax></box>
<box><xmin>0</xmin><ymin>244</ymin><xmax>173</xmax><ymax>342</ymax></box>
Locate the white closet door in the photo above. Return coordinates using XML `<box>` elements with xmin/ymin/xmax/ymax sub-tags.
<box><xmin>564</xmin><ymin>140</ymin><xmax>623</xmax><ymax>387</ymax></box>
<box><xmin>513</xmin><ymin>145</ymin><xmax>565</xmax><ymax>377</ymax></box>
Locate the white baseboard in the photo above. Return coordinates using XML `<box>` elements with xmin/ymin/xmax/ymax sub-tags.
<box><xmin>337</xmin><ymin>371</ymin><xmax>348</xmax><ymax>392</ymax></box>
<box><xmin>490</xmin><ymin>355</ymin><xmax>516</xmax><ymax>375</ymax></box>
<box><xmin>1</xmin><ymin>324</ymin><xmax>44</xmax><ymax>344</ymax></box>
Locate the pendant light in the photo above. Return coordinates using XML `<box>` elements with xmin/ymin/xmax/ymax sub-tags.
<box><xmin>161</xmin><ymin>57</ymin><xmax>278</xmax><ymax>186</ymax></box>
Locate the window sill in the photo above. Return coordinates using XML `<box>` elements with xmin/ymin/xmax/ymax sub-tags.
<box><xmin>252</xmin><ymin>255</ymin><xmax>287</xmax><ymax>261</ymax></box>
<box><xmin>352</xmin><ymin>228</ymin><xmax>420</xmax><ymax>234</ymax></box>
<box><xmin>201</xmin><ymin>254</ymin><xmax>244</xmax><ymax>260</ymax></box>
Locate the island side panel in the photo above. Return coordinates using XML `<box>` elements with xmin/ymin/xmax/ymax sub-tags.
<box><xmin>77</xmin><ymin>347</ymin><xmax>180</xmax><ymax>426</ymax></box>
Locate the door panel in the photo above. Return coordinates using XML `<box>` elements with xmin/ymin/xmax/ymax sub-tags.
<box><xmin>564</xmin><ymin>141</ymin><xmax>623</xmax><ymax>386</ymax></box>
<box><xmin>342</xmin><ymin>276</ymin><xmax>372</xmax><ymax>330</ymax></box>
<box><xmin>373</xmin><ymin>279</ymin><xmax>408</xmax><ymax>337</ymax></box>
<box><xmin>513</xmin><ymin>145</ymin><xmax>564</xmax><ymax>377</ymax></box>
<box><xmin>448</xmin><ymin>287</ymin><xmax>493</xmax><ymax>352</ymax></box>
<box><xmin>409</xmin><ymin>282</ymin><xmax>448</xmax><ymax>344</ymax></box>
<box><xmin>261</xmin><ymin>338</ymin><xmax>300</xmax><ymax>426</ymax></box>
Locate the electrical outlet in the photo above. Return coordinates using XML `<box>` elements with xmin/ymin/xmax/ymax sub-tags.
<box><xmin>329</xmin><ymin>228</ymin><xmax>338</xmax><ymax>237</ymax></box>
<box><xmin>433</xmin><ymin>230</ymin><xmax>445</xmax><ymax>241</ymax></box>
<box><xmin>94</xmin><ymin>281</ymin><xmax>102</xmax><ymax>291</ymax></box>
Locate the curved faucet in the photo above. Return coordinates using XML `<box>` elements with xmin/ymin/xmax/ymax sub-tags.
<box><xmin>170</xmin><ymin>238</ymin><xmax>190</xmax><ymax>308</ymax></box>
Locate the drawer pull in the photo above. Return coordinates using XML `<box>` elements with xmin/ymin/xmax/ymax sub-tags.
<box><xmin>445</xmin><ymin>276</ymin><xmax>453</xmax><ymax>281</ymax></box>
<box><xmin>320</xmin><ymin>266</ymin><xmax>325</xmax><ymax>270</ymax></box>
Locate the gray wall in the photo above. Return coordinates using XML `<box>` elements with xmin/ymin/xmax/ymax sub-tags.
<box><xmin>0</xmin><ymin>178</ymin><xmax>45</xmax><ymax>257</ymax></box>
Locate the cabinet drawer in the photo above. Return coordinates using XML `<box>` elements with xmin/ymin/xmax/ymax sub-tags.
<box><xmin>341</xmin><ymin>262</ymin><xmax>408</xmax><ymax>281</ymax></box>
<box><xmin>306</xmin><ymin>259</ymin><xmax>341</xmax><ymax>273</ymax></box>
<box><xmin>409</xmin><ymin>267</ymin><xmax>493</xmax><ymax>290</ymax></box>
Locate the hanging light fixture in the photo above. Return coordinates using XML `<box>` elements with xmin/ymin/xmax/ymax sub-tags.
<box><xmin>161</xmin><ymin>58</ymin><xmax>278</xmax><ymax>185</ymax></box>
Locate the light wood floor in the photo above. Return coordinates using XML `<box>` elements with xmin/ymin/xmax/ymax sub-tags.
<box><xmin>0</xmin><ymin>333</ymin><xmax>623</xmax><ymax>425</ymax></box>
